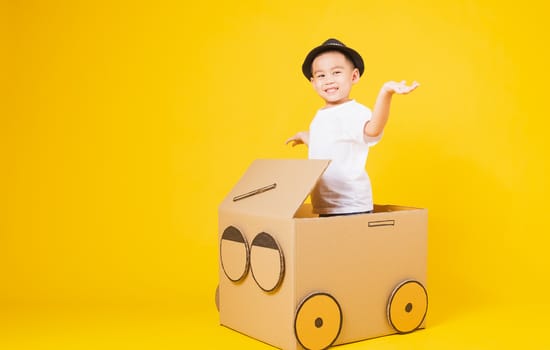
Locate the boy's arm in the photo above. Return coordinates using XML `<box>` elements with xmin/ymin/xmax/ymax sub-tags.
<box><xmin>364</xmin><ymin>80</ymin><xmax>419</xmax><ymax>138</ymax></box>
<box><xmin>286</xmin><ymin>131</ymin><xmax>310</xmax><ymax>147</ymax></box>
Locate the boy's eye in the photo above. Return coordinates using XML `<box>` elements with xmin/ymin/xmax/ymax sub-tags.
<box><xmin>333</xmin><ymin>71</ymin><xmax>342</xmax><ymax>75</ymax></box>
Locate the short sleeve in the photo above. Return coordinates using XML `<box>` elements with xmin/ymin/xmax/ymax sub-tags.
<box><xmin>345</xmin><ymin>102</ymin><xmax>382</xmax><ymax>147</ymax></box>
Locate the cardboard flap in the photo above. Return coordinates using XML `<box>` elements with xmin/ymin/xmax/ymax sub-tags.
<box><xmin>220</xmin><ymin>159</ymin><xmax>330</xmax><ymax>218</ymax></box>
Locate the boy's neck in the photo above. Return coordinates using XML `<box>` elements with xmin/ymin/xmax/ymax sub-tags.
<box><xmin>322</xmin><ymin>98</ymin><xmax>353</xmax><ymax>109</ymax></box>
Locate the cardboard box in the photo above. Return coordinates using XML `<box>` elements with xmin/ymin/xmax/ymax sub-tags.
<box><xmin>218</xmin><ymin>159</ymin><xmax>428</xmax><ymax>350</ymax></box>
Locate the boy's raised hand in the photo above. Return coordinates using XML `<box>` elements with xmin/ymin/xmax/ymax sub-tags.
<box><xmin>384</xmin><ymin>80</ymin><xmax>420</xmax><ymax>95</ymax></box>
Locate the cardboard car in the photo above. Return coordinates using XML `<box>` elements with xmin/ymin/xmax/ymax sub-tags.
<box><xmin>217</xmin><ymin>159</ymin><xmax>428</xmax><ymax>350</ymax></box>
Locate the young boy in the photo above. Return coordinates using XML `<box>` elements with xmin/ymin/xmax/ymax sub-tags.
<box><xmin>286</xmin><ymin>38</ymin><xmax>419</xmax><ymax>217</ymax></box>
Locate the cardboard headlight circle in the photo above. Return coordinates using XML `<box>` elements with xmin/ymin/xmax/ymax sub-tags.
<box><xmin>250</xmin><ymin>232</ymin><xmax>285</xmax><ymax>292</ymax></box>
<box><xmin>220</xmin><ymin>226</ymin><xmax>250</xmax><ymax>282</ymax></box>
<box><xmin>294</xmin><ymin>292</ymin><xmax>342</xmax><ymax>350</ymax></box>
<box><xmin>387</xmin><ymin>280</ymin><xmax>428</xmax><ymax>333</ymax></box>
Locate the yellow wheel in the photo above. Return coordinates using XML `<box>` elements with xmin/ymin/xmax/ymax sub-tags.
<box><xmin>250</xmin><ymin>232</ymin><xmax>285</xmax><ymax>292</ymax></box>
<box><xmin>387</xmin><ymin>280</ymin><xmax>428</xmax><ymax>333</ymax></box>
<box><xmin>294</xmin><ymin>293</ymin><xmax>342</xmax><ymax>350</ymax></box>
<box><xmin>220</xmin><ymin>226</ymin><xmax>249</xmax><ymax>282</ymax></box>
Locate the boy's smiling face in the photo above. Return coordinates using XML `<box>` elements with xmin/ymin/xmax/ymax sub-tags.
<box><xmin>310</xmin><ymin>51</ymin><xmax>360</xmax><ymax>108</ymax></box>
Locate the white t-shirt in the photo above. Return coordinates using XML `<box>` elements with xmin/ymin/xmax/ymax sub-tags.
<box><xmin>308</xmin><ymin>100</ymin><xmax>382</xmax><ymax>214</ymax></box>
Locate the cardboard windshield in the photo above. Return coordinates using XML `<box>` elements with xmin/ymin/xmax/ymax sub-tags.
<box><xmin>220</xmin><ymin>159</ymin><xmax>330</xmax><ymax>218</ymax></box>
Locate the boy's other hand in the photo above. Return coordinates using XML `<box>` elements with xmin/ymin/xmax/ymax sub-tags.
<box><xmin>285</xmin><ymin>131</ymin><xmax>309</xmax><ymax>147</ymax></box>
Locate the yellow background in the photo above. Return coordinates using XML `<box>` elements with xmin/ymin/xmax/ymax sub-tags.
<box><xmin>3</xmin><ymin>0</ymin><xmax>550</xmax><ymax>348</ymax></box>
